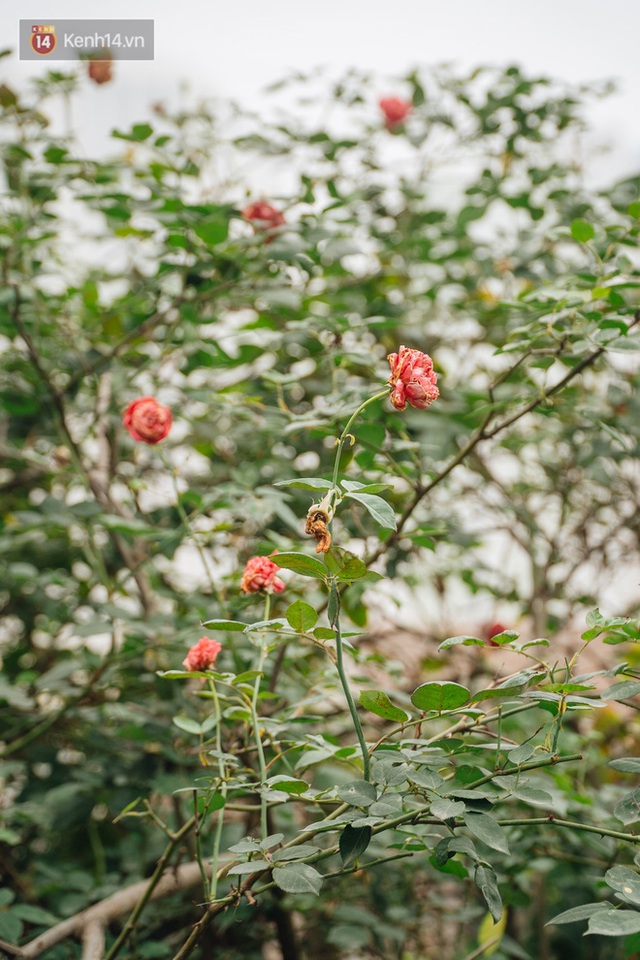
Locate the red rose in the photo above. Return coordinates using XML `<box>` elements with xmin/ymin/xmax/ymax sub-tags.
<box><xmin>379</xmin><ymin>97</ymin><xmax>412</xmax><ymax>130</ymax></box>
<box><xmin>242</xmin><ymin>201</ymin><xmax>285</xmax><ymax>231</ymax></box>
<box><xmin>387</xmin><ymin>346</ymin><xmax>439</xmax><ymax>411</ymax></box>
<box><xmin>123</xmin><ymin>397</ymin><xmax>172</xmax><ymax>444</ymax></box>
<box><xmin>183</xmin><ymin>637</ymin><xmax>222</xmax><ymax>672</ymax></box>
<box><xmin>483</xmin><ymin>622</ymin><xmax>508</xmax><ymax>647</ymax></box>
<box><xmin>241</xmin><ymin>555</ymin><xmax>285</xmax><ymax>594</ymax></box>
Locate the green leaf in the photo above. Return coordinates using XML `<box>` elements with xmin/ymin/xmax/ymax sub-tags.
<box><xmin>227</xmin><ymin>860</ymin><xmax>270</xmax><ymax>876</ymax></box>
<box><xmin>113</xmin><ymin>122</ymin><xmax>154</xmax><ymax>141</ymax></box>
<box><xmin>587</xmin><ymin>911</ymin><xmax>640</xmax><ymax>937</ymax></box>
<box><xmin>571</xmin><ymin>219</ymin><xmax>595</xmax><ymax>242</ymax></box>
<box><xmin>337</xmin><ymin>780</ymin><xmax>377</xmax><ymax>807</ymax></box>
<box><xmin>275</xmin><ymin>477</ymin><xmax>334</xmax><ymax>490</ymax></box>
<box><xmin>411</xmin><ymin>681</ymin><xmax>470</xmax><ymax>712</ymax></box>
<box><xmin>266</xmin><ymin>776</ymin><xmax>309</xmax><ymax>795</ymax></box>
<box><xmin>286</xmin><ymin>600</ymin><xmax>318</xmax><ymax>632</ymax></box>
<box><xmin>615</xmin><ymin>788</ymin><xmax>640</xmax><ymax>825</ymax></box>
<box><xmin>547</xmin><ymin>902</ymin><xmax>612</xmax><ymax>925</ymax></box>
<box><xmin>470</xmin><ymin>684</ymin><xmax>527</xmax><ymax>704</ymax></box>
<box><xmin>343</xmin><ymin>492</ymin><xmax>397</xmax><ymax>530</ymax></box>
<box><xmin>271</xmin><ymin>845</ymin><xmax>320</xmax><ymax>862</ymax></box>
<box><xmin>605</xmin><ymin>866</ymin><xmax>640</xmax><ymax>907</ymax></box>
<box><xmin>339</xmin><ymin>824</ymin><xmax>372</xmax><ymax>867</ymax></box>
<box><xmin>324</xmin><ymin>546</ymin><xmax>368</xmax><ymax>581</ymax></box>
<box><xmin>359</xmin><ymin>690</ymin><xmax>410</xmax><ymax>722</ymax></box>
<box><xmin>627</xmin><ymin>202</ymin><xmax>640</xmax><ymax>219</ymax></box>
<box><xmin>0</xmin><ymin>912</ymin><xmax>22</xmax><ymax>943</ymax></box>
<box><xmin>474</xmin><ymin>864</ymin><xmax>503</xmax><ymax>924</ymax></box>
<box><xmin>11</xmin><ymin>903</ymin><xmax>59</xmax><ymax>925</ymax></box>
<box><xmin>194</xmin><ymin>219</ymin><xmax>228</xmax><ymax>245</ymax></box>
<box><xmin>438</xmin><ymin>635</ymin><xmax>484</xmax><ymax>650</ymax></box>
<box><xmin>601</xmin><ymin>680</ymin><xmax>640</xmax><ymax>702</ymax></box>
<box><xmin>463</xmin><ymin>813</ymin><xmax>510</xmax><ymax>854</ymax></box>
<box><xmin>272</xmin><ymin>863</ymin><xmax>323</xmax><ymax>896</ymax></box>
<box><xmin>609</xmin><ymin>758</ymin><xmax>640</xmax><ymax>774</ymax></box>
<box><xmin>172</xmin><ymin>715</ymin><xmax>204</xmax><ymax>735</ymax></box>
<box><xmin>431</xmin><ymin>797</ymin><xmax>466</xmax><ymax>821</ymax></box>
<box><xmin>270</xmin><ymin>552</ymin><xmax>328</xmax><ymax>580</ymax></box>
<box><xmin>201</xmin><ymin>619</ymin><xmax>248</xmax><ymax>631</ymax></box>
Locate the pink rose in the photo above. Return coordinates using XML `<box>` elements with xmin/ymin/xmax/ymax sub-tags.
<box><xmin>379</xmin><ymin>97</ymin><xmax>412</xmax><ymax>130</ymax></box>
<box><xmin>183</xmin><ymin>637</ymin><xmax>222</xmax><ymax>672</ymax></box>
<box><xmin>387</xmin><ymin>346</ymin><xmax>439</xmax><ymax>411</ymax></box>
<box><xmin>241</xmin><ymin>201</ymin><xmax>286</xmax><ymax>240</ymax></box>
<box><xmin>123</xmin><ymin>397</ymin><xmax>172</xmax><ymax>444</ymax></box>
<box><xmin>241</xmin><ymin>555</ymin><xmax>285</xmax><ymax>594</ymax></box>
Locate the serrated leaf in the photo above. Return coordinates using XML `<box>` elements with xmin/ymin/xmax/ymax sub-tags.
<box><xmin>411</xmin><ymin>681</ymin><xmax>470</xmax><ymax>712</ymax></box>
<box><xmin>359</xmin><ymin>690</ymin><xmax>409</xmax><ymax>722</ymax></box>
<box><xmin>286</xmin><ymin>600</ymin><xmax>318</xmax><ymax>632</ymax></box>
<box><xmin>369</xmin><ymin>794</ymin><xmax>403</xmax><ymax>816</ymax></box>
<box><xmin>272</xmin><ymin>863</ymin><xmax>323</xmax><ymax>895</ymax></box>
<box><xmin>337</xmin><ymin>780</ymin><xmax>377</xmax><ymax>807</ymax></box>
<box><xmin>339</xmin><ymin>824</ymin><xmax>372</xmax><ymax>866</ymax></box>
<box><xmin>474</xmin><ymin>864</ymin><xmax>503</xmax><ymax>923</ymax></box>
<box><xmin>271</xmin><ymin>845</ymin><xmax>320</xmax><ymax>862</ymax></box>
<box><xmin>227</xmin><ymin>860</ymin><xmax>270</xmax><ymax>875</ymax></box>
<box><xmin>271</xmin><ymin>552</ymin><xmax>328</xmax><ymax>580</ymax></box>
<box><xmin>464</xmin><ymin>813</ymin><xmax>510</xmax><ymax>854</ymax></box>
<box><xmin>344</xmin><ymin>492</ymin><xmax>397</xmax><ymax>530</ymax></box>
<box><xmin>431</xmin><ymin>797</ymin><xmax>466</xmax><ymax>820</ymax></box>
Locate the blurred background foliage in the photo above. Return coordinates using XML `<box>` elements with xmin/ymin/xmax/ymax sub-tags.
<box><xmin>1</xmin><ymin>52</ymin><xmax>640</xmax><ymax>959</ymax></box>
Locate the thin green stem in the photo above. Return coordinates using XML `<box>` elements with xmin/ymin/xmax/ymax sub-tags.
<box><xmin>330</xmin><ymin>389</ymin><xmax>390</xmax><ymax>495</ymax></box>
<box><xmin>332</xmin><ymin>582</ymin><xmax>370</xmax><ymax>781</ymax></box>
<box><xmin>208</xmin><ymin>679</ymin><xmax>227</xmax><ymax>901</ymax></box>
<box><xmin>250</xmin><ymin>592</ymin><xmax>271</xmax><ymax>840</ymax></box>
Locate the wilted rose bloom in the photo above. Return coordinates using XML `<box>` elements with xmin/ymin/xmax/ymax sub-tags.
<box><xmin>242</xmin><ymin>201</ymin><xmax>286</xmax><ymax>233</ymax></box>
<box><xmin>122</xmin><ymin>397</ymin><xmax>172</xmax><ymax>444</ymax></box>
<box><xmin>387</xmin><ymin>346</ymin><xmax>439</xmax><ymax>411</ymax></box>
<box><xmin>183</xmin><ymin>637</ymin><xmax>222</xmax><ymax>672</ymax></box>
<box><xmin>241</xmin><ymin>555</ymin><xmax>285</xmax><ymax>594</ymax></box>
<box><xmin>379</xmin><ymin>97</ymin><xmax>412</xmax><ymax>129</ymax></box>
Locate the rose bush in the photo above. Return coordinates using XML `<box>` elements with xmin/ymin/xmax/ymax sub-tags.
<box><xmin>1</xmin><ymin>58</ymin><xmax>640</xmax><ymax>960</ymax></box>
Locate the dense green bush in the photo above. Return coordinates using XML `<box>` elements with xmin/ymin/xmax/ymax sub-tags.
<box><xmin>1</xmin><ymin>52</ymin><xmax>640</xmax><ymax>959</ymax></box>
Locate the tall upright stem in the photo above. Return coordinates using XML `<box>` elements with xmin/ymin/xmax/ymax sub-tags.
<box><xmin>330</xmin><ymin>582</ymin><xmax>370</xmax><ymax>781</ymax></box>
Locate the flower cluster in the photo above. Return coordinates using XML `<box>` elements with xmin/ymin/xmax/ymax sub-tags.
<box><xmin>241</xmin><ymin>554</ymin><xmax>286</xmax><ymax>594</ymax></box>
<box><xmin>379</xmin><ymin>96</ymin><xmax>412</xmax><ymax>130</ymax></box>
<box><xmin>387</xmin><ymin>345</ymin><xmax>439</xmax><ymax>411</ymax></box>
<box><xmin>123</xmin><ymin>397</ymin><xmax>172</xmax><ymax>444</ymax></box>
<box><xmin>182</xmin><ymin>637</ymin><xmax>222</xmax><ymax>672</ymax></box>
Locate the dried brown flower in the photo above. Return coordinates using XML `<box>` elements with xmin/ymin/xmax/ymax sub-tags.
<box><xmin>305</xmin><ymin>509</ymin><xmax>332</xmax><ymax>554</ymax></box>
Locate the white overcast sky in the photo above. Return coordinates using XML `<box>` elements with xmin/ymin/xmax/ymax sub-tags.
<box><xmin>3</xmin><ymin>0</ymin><xmax>640</xmax><ymax>184</ymax></box>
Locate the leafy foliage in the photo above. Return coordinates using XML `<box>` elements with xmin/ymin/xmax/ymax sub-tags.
<box><xmin>1</xmin><ymin>56</ymin><xmax>640</xmax><ymax>960</ymax></box>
